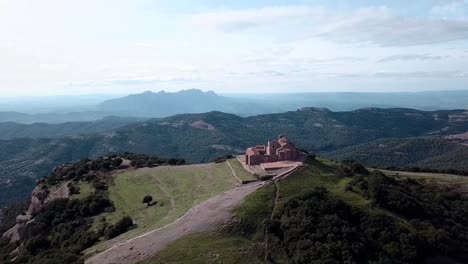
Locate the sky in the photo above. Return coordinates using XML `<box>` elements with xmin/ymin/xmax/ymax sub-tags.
<box><xmin>1</xmin><ymin>0</ymin><xmax>468</xmax><ymax>96</ymax></box>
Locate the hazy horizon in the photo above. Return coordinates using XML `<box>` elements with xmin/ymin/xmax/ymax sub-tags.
<box><xmin>1</xmin><ymin>88</ymin><xmax>468</xmax><ymax>100</ymax></box>
<box><xmin>1</xmin><ymin>1</ymin><xmax>468</xmax><ymax>96</ymax></box>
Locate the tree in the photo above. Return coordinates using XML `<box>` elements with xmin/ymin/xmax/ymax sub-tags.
<box><xmin>112</xmin><ymin>158</ymin><xmax>123</xmax><ymax>167</ymax></box>
<box><xmin>142</xmin><ymin>195</ymin><xmax>153</xmax><ymax>206</ymax></box>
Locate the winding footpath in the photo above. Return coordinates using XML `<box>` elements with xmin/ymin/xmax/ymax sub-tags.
<box><xmin>86</xmin><ymin>163</ymin><xmax>304</xmax><ymax>264</ymax></box>
<box><xmin>85</xmin><ymin>181</ymin><xmax>265</xmax><ymax>264</ymax></box>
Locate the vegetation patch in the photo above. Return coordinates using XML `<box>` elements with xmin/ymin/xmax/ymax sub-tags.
<box><xmin>85</xmin><ymin>162</ymin><xmax>238</xmax><ymax>254</ymax></box>
<box><xmin>140</xmin><ymin>232</ymin><xmax>263</xmax><ymax>264</ymax></box>
<box><xmin>227</xmin><ymin>158</ymin><xmax>257</xmax><ymax>183</ymax></box>
<box><xmin>0</xmin><ymin>153</ymin><xmax>187</xmax><ymax>264</ymax></box>
<box><xmin>148</xmin><ymin>158</ymin><xmax>468</xmax><ymax>263</ymax></box>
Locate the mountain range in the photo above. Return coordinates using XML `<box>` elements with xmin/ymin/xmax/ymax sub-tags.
<box><xmin>1</xmin><ymin>107</ymin><xmax>467</xmax><ymax>206</ymax></box>
<box><xmin>2</xmin><ymin>89</ymin><xmax>468</xmax><ymax>123</ymax></box>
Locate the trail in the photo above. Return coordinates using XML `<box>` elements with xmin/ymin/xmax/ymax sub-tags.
<box><xmin>226</xmin><ymin>159</ymin><xmax>243</xmax><ymax>183</ymax></box>
<box><xmin>85</xmin><ymin>181</ymin><xmax>265</xmax><ymax>264</ymax></box>
<box><xmin>264</xmin><ymin>164</ymin><xmax>305</xmax><ymax>262</ymax></box>
<box><xmin>153</xmin><ymin>178</ymin><xmax>176</xmax><ymax>222</ymax></box>
<box><xmin>86</xmin><ymin>163</ymin><xmax>303</xmax><ymax>264</ymax></box>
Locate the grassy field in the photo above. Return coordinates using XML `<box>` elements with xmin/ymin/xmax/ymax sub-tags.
<box><xmin>85</xmin><ymin>162</ymin><xmax>237</xmax><ymax>255</ymax></box>
<box><xmin>141</xmin><ymin>159</ymin><xmax>370</xmax><ymax>263</ymax></box>
<box><xmin>227</xmin><ymin>158</ymin><xmax>257</xmax><ymax>183</ymax></box>
<box><xmin>137</xmin><ymin>158</ymin><xmax>468</xmax><ymax>263</ymax></box>
<box><xmin>140</xmin><ymin>233</ymin><xmax>262</xmax><ymax>264</ymax></box>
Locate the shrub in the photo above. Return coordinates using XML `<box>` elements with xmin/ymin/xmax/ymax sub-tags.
<box><xmin>105</xmin><ymin>216</ymin><xmax>134</xmax><ymax>239</ymax></box>
<box><xmin>25</xmin><ymin>235</ymin><xmax>51</xmax><ymax>255</ymax></box>
<box><xmin>112</xmin><ymin>158</ymin><xmax>123</xmax><ymax>167</ymax></box>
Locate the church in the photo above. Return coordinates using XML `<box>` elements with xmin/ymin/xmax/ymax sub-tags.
<box><xmin>245</xmin><ymin>135</ymin><xmax>300</xmax><ymax>166</ymax></box>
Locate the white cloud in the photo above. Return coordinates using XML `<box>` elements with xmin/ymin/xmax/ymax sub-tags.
<box><xmin>312</xmin><ymin>7</ymin><xmax>468</xmax><ymax>46</ymax></box>
<box><xmin>431</xmin><ymin>0</ymin><xmax>468</xmax><ymax>18</ymax></box>
<box><xmin>0</xmin><ymin>2</ymin><xmax>467</xmax><ymax>95</ymax></box>
<box><xmin>190</xmin><ymin>6</ymin><xmax>325</xmax><ymax>32</ymax></box>
<box><xmin>377</xmin><ymin>54</ymin><xmax>446</xmax><ymax>62</ymax></box>
<box><xmin>192</xmin><ymin>5</ymin><xmax>468</xmax><ymax>46</ymax></box>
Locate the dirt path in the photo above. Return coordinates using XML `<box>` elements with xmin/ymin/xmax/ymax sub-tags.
<box><xmin>85</xmin><ymin>181</ymin><xmax>265</xmax><ymax>264</ymax></box>
<box><xmin>153</xmin><ymin>178</ymin><xmax>176</xmax><ymax>222</ymax></box>
<box><xmin>226</xmin><ymin>160</ymin><xmax>243</xmax><ymax>183</ymax></box>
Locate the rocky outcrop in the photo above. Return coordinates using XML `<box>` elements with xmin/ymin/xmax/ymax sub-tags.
<box><xmin>2</xmin><ymin>182</ymin><xmax>70</xmax><ymax>249</ymax></box>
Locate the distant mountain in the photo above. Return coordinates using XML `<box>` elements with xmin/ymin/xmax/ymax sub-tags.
<box><xmin>227</xmin><ymin>90</ymin><xmax>468</xmax><ymax>111</ymax></box>
<box><xmin>2</xmin><ymin>90</ymin><xmax>468</xmax><ymax>124</ymax></box>
<box><xmin>97</xmin><ymin>89</ymin><xmax>271</xmax><ymax>117</ymax></box>
<box><xmin>1</xmin><ymin>107</ymin><xmax>467</xmax><ymax>206</ymax></box>
<box><xmin>0</xmin><ymin>116</ymin><xmax>141</xmax><ymax>140</ymax></box>
<box><xmin>0</xmin><ymin>111</ymin><xmax>110</xmax><ymax>124</ymax></box>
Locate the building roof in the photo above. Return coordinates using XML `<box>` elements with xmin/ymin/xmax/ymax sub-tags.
<box><xmin>246</xmin><ymin>147</ymin><xmax>259</xmax><ymax>156</ymax></box>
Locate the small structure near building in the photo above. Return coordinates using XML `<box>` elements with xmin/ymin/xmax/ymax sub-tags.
<box><xmin>245</xmin><ymin>135</ymin><xmax>301</xmax><ymax>166</ymax></box>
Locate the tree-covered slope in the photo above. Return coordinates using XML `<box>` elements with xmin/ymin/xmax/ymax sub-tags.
<box><xmin>0</xmin><ymin>117</ymin><xmax>139</xmax><ymax>140</ymax></box>
<box><xmin>1</xmin><ymin>108</ymin><xmax>467</xmax><ymax>206</ymax></box>
<box><xmin>325</xmin><ymin>137</ymin><xmax>468</xmax><ymax>172</ymax></box>
<box><xmin>144</xmin><ymin>159</ymin><xmax>468</xmax><ymax>264</ymax></box>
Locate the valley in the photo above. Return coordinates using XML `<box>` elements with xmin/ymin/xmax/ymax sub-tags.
<box><xmin>1</xmin><ymin>107</ymin><xmax>468</xmax><ymax>206</ymax></box>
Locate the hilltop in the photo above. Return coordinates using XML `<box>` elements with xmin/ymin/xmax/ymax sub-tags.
<box><xmin>140</xmin><ymin>158</ymin><xmax>468</xmax><ymax>264</ymax></box>
<box><xmin>2</xmin><ymin>154</ymin><xmax>467</xmax><ymax>264</ymax></box>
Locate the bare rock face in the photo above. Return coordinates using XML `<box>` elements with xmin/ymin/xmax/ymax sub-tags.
<box><xmin>2</xmin><ymin>182</ymin><xmax>70</xmax><ymax>246</ymax></box>
<box><xmin>28</xmin><ymin>186</ymin><xmax>50</xmax><ymax>216</ymax></box>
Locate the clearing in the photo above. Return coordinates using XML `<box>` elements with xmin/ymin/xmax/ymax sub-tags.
<box><xmin>84</xmin><ymin>162</ymin><xmax>238</xmax><ymax>256</ymax></box>
<box><xmin>85</xmin><ymin>181</ymin><xmax>264</xmax><ymax>264</ymax></box>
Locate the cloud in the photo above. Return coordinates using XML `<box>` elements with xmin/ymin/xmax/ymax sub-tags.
<box><xmin>190</xmin><ymin>6</ymin><xmax>325</xmax><ymax>32</ymax></box>
<box><xmin>372</xmin><ymin>70</ymin><xmax>468</xmax><ymax>78</ymax></box>
<box><xmin>431</xmin><ymin>0</ymin><xmax>468</xmax><ymax>18</ymax></box>
<box><xmin>319</xmin><ymin>71</ymin><xmax>468</xmax><ymax>79</ymax></box>
<box><xmin>312</xmin><ymin>7</ymin><xmax>468</xmax><ymax>46</ymax></box>
<box><xmin>377</xmin><ymin>54</ymin><xmax>446</xmax><ymax>63</ymax></box>
<box><xmin>192</xmin><ymin>5</ymin><xmax>468</xmax><ymax>46</ymax></box>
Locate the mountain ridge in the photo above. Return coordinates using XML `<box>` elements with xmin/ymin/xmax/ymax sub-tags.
<box><xmin>0</xmin><ymin>107</ymin><xmax>467</xmax><ymax>206</ymax></box>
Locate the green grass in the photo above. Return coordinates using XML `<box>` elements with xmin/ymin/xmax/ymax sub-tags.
<box><xmin>85</xmin><ymin>163</ymin><xmax>237</xmax><ymax>255</ymax></box>
<box><xmin>227</xmin><ymin>158</ymin><xmax>257</xmax><ymax>183</ymax></box>
<box><xmin>70</xmin><ymin>181</ymin><xmax>94</xmax><ymax>199</ymax></box>
<box><xmin>375</xmin><ymin>169</ymin><xmax>468</xmax><ymax>184</ymax></box>
<box><xmin>275</xmin><ymin>159</ymin><xmax>369</xmax><ymax>208</ymax></box>
<box><xmin>139</xmin><ymin>233</ymin><xmax>262</xmax><ymax>264</ymax></box>
<box><xmin>139</xmin><ymin>159</ymin><xmax>370</xmax><ymax>263</ymax></box>
<box><xmin>234</xmin><ymin>183</ymin><xmax>276</xmax><ymax>230</ymax></box>
<box><xmin>137</xmin><ymin>159</ymin><xmax>468</xmax><ymax>264</ymax></box>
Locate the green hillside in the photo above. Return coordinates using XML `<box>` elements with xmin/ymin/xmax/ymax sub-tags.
<box><xmin>85</xmin><ymin>163</ymin><xmax>238</xmax><ymax>255</ymax></box>
<box><xmin>144</xmin><ymin>159</ymin><xmax>468</xmax><ymax>264</ymax></box>
<box><xmin>326</xmin><ymin>137</ymin><xmax>468</xmax><ymax>172</ymax></box>
<box><xmin>0</xmin><ymin>117</ymin><xmax>139</xmax><ymax>140</ymax></box>
<box><xmin>0</xmin><ymin>155</ymin><xmax>237</xmax><ymax>264</ymax></box>
<box><xmin>1</xmin><ymin>108</ymin><xmax>468</xmax><ymax>206</ymax></box>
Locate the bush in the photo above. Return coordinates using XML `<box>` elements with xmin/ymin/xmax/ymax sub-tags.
<box><xmin>112</xmin><ymin>158</ymin><xmax>123</xmax><ymax>167</ymax></box>
<box><xmin>105</xmin><ymin>216</ymin><xmax>134</xmax><ymax>239</ymax></box>
<box><xmin>25</xmin><ymin>235</ymin><xmax>51</xmax><ymax>255</ymax></box>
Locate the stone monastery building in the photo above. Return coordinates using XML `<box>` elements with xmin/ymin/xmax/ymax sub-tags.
<box><xmin>245</xmin><ymin>135</ymin><xmax>300</xmax><ymax>166</ymax></box>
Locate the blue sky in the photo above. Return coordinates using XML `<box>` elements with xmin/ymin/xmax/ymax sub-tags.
<box><xmin>0</xmin><ymin>0</ymin><xmax>467</xmax><ymax>96</ymax></box>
